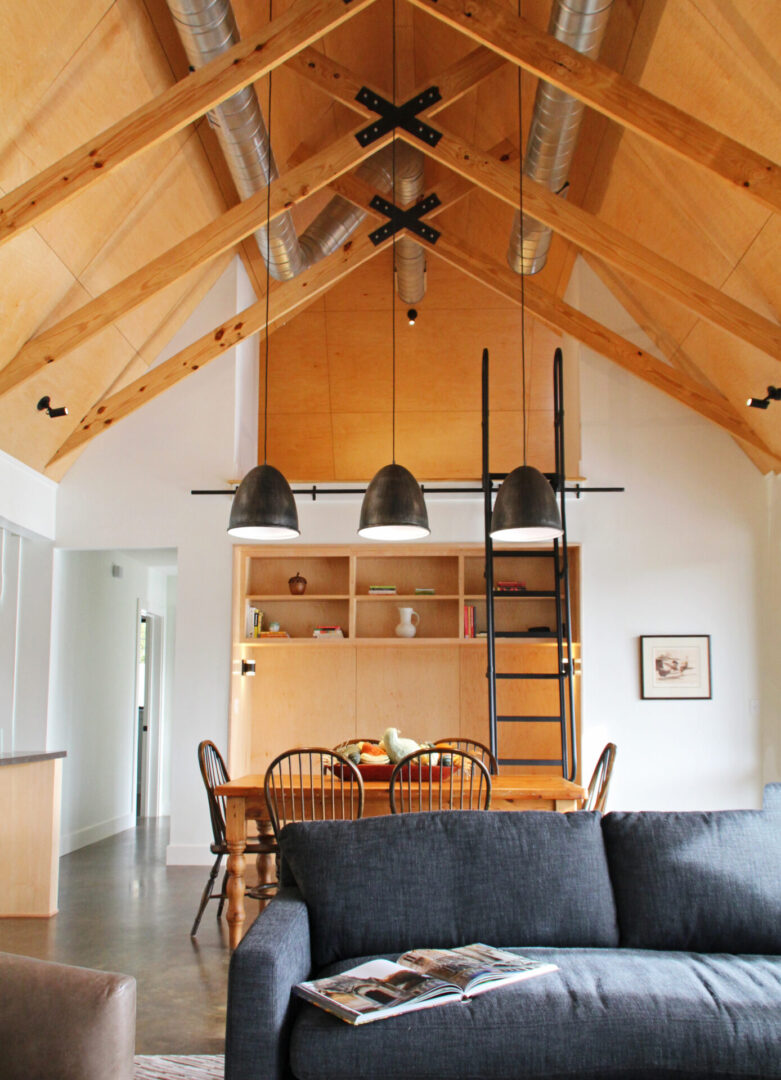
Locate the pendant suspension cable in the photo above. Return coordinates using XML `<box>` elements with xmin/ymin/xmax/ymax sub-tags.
<box><xmin>391</xmin><ymin>0</ymin><xmax>397</xmax><ymax>465</ymax></box>
<box><xmin>518</xmin><ymin>0</ymin><xmax>528</xmax><ymax>467</ymax></box>
<box><xmin>262</xmin><ymin>0</ymin><xmax>273</xmax><ymax>466</ymax></box>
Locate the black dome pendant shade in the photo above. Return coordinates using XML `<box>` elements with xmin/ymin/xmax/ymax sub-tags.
<box><xmin>227</xmin><ymin>463</ymin><xmax>300</xmax><ymax>540</ymax></box>
<box><xmin>490</xmin><ymin>464</ymin><xmax>563</xmax><ymax>542</ymax></box>
<box><xmin>358</xmin><ymin>463</ymin><xmax>430</xmax><ymax>541</ymax></box>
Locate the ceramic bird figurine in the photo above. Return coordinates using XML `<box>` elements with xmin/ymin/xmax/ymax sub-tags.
<box><xmin>381</xmin><ymin>728</ymin><xmax>422</xmax><ymax>764</ymax></box>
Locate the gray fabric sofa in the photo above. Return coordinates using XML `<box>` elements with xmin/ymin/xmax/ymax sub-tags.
<box><xmin>226</xmin><ymin>809</ymin><xmax>781</xmax><ymax>1080</ymax></box>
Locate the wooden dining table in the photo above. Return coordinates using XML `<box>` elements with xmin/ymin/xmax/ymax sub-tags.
<box><xmin>215</xmin><ymin>772</ymin><xmax>586</xmax><ymax>948</ymax></box>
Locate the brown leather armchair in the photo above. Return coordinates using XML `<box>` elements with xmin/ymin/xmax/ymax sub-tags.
<box><xmin>0</xmin><ymin>952</ymin><xmax>136</xmax><ymax>1080</ymax></box>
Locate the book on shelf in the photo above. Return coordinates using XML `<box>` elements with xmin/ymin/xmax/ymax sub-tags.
<box><xmin>414</xmin><ymin>587</ymin><xmax>435</xmax><ymax>595</ymax></box>
<box><xmin>313</xmin><ymin>626</ymin><xmax>344</xmax><ymax>638</ymax></box>
<box><xmin>496</xmin><ymin>581</ymin><xmax>527</xmax><ymax>592</ymax></box>
<box><xmin>368</xmin><ymin>585</ymin><xmax>396</xmax><ymax>594</ymax></box>
<box><xmin>463</xmin><ymin>603</ymin><xmax>476</xmax><ymax>639</ymax></box>
<box><xmin>246</xmin><ymin>606</ymin><xmax>263</xmax><ymax>638</ymax></box>
<box><xmin>259</xmin><ymin>630</ymin><xmax>290</xmax><ymax>638</ymax></box>
<box><xmin>293</xmin><ymin>943</ymin><xmax>557</xmax><ymax>1026</ymax></box>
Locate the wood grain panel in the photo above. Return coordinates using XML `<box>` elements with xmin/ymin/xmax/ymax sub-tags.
<box><xmin>356</xmin><ymin>646</ymin><xmax>460</xmax><ymax>744</ymax></box>
<box><xmin>0</xmin><ymin>759</ymin><xmax>62</xmax><ymax>917</ymax></box>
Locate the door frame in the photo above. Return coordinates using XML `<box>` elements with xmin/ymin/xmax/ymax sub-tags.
<box><xmin>133</xmin><ymin>605</ymin><xmax>164</xmax><ymax>818</ymax></box>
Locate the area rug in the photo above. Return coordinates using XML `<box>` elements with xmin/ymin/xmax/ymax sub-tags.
<box><xmin>134</xmin><ymin>1056</ymin><xmax>224</xmax><ymax>1079</ymax></box>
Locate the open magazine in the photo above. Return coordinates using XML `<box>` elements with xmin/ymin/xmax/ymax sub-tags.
<box><xmin>293</xmin><ymin>943</ymin><xmax>557</xmax><ymax>1025</ymax></box>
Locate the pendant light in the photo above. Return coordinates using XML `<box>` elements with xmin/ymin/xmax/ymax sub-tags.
<box><xmin>228</xmin><ymin>15</ymin><xmax>299</xmax><ymax>543</ymax></box>
<box><xmin>490</xmin><ymin>16</ymin><xmax>562</xmax><ymax>545</ymax></box>
<box><xmin>358</xmin><ymin>0</ymin><xmax>429</xmax><ymax>542</ymax></box>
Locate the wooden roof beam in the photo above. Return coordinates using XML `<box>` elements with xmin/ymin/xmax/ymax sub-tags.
<box><xmin>422</xmin><ymin>231</ymin><xmax>776</xmax><ymax>459</ymax></box>
<box><xmin>0</xmin><ymin>0</ymin><xmax>377</xmax><ymax>245</ymax></box>
<box><xmin>0</xmin><ymin>127</ymin><xmax>393</xmax><ymax>398</ymax></box>
<box><xmin>45</xmin><ymin>163</ymin><xmax>472</xmax><ymax>468</ymax></box>
<box><xmin>290</xmin><ymin>49</ymin><xmax>781</xmax><ymax>359</ymax></box>
<box><xmin>408</xmin><ymin>0</ymin><xmax>781</xmax><ymax>217</ymax></box>
<box><xmin>401</xmin><ymin>122</ymin><xmax>781</xmax><ymax>360</ymax></box>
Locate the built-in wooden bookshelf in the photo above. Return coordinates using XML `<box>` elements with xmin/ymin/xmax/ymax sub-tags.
<box><xmin>229</xmin><ymin>544</ymin><xmax>580</xmax><ymax>779</ymax></box>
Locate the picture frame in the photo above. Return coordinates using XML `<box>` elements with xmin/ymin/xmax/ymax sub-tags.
<box><xmin>640</xmin><ymin>635</ymin><xmax>711</xmax><ymax>700</ymax></box>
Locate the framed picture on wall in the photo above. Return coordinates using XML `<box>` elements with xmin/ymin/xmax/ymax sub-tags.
<box><xmin>640</xmin><ymin>635</ymin><xmax>712</xmax><ymax>700</ymax></box>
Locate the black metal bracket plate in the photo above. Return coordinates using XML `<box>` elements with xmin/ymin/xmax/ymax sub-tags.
<box><xmin>355</xmin><ymin>86</ymin><xmax>443</xmax><ymax>148</ymax></box>
<box><xmin>368</xmin><ymin>192</ymin><xmax>441</xmax><ymax>246</ymax></box>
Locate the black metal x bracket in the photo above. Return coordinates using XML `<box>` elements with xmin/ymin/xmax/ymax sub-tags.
<box><xmin>355</xmin><ymin>86</ymin><xmax>443</xmax><ymax>148</ymax></box>
<box><xmin>368</xmin><ymin>192</ymin><xmax>442</xmax><ymax>246</ymax></box>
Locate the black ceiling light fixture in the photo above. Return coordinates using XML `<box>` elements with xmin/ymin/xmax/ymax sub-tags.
<box><xmin>37</xmin><ymin>395</ymin><xmax>68</xmax><ymax>419</ymax></box>
<box><xmin>746</xmin><ymin>386</ymin><xmax>781</xmax><ymax>410</ymax></box>
<box><xmin>358</xmin><ymin>0</ymin><xmax>429</xmax><ymax>543</ymax></box>
<box><xmin>228</xmin><ymin>9</ymin><xmax>299</xmax><ymax>543</ymax></box>
<box><xmin>490</xmin><ymin>12</ymin><xmax>562</xmax><ymax>545</ymax></box>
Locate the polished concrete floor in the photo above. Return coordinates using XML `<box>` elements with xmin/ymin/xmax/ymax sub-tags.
<box><xmin>0</xmin><ymin>819</ymin><xmax>256</xmax><ymax>1053</ymax></box>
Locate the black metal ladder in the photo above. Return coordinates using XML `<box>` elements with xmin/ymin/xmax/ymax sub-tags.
<box><xmin>482</xmin><ymin>347</ymin><xmax>577</xmax><ymax>781</ymax></box>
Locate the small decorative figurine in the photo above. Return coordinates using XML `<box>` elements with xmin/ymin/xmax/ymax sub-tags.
<box><xmin>288</xmin><ymin>571</ymin><xmax>307</xmax><ymax>595</ymax></box>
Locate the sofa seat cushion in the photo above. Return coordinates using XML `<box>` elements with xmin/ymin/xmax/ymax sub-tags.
<box><xmin>289</xmin><ymin>948</ymin><xmax>781</xmax><ymax>1080</ymax></box>
<box><xmin>602</xmin><ymin>811</ymin><xmax>781</xmax><ymax>953</ymax></box>
<box><xmin>279</xmin><ymin>812</ymin><xmax>618</xmax><ymax>968</ymax></box>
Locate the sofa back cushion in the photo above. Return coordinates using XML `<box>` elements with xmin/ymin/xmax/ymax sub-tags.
<box><xmin>278</xmin><ymin>810</ymin><xmax>618</xmax><ymax>968</ymax></box>
<box><xmin>602</xmin><ymin>810</ymin><xmax>781</xmax><ymax>954</ymax></box>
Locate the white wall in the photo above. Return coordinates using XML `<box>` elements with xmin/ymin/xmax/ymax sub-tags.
<box><xmin>47</xmin><ymin>549</ymin><xmax>168</xmax><ymax>853</ymax></box>
<box><xmin>5</xmin><ymin>251</ymin><xmax>769</xmax><ymax>864</ymax></box>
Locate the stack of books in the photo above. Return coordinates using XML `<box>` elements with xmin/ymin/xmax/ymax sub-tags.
<box><xmin>246</xmin><ymin>606</ymin><xmax>263</xmax><ymax>638</ymax></box>
<box><xmin>414</xmin><ymin>587</ymin><xmax>435</xmax><ymax>595</ymax></box>
<box><xmin>368</xmin><ymin>585</ymin><xmax>396</xmax><ymax>595</ymax></box>
<box><xmin>496</xmin><ymin>581</ymin><xmax>527</xmax><ymax>593</ymax></box>
<box><xmin>259</xmin><ymin>630</ymin><xmax>290</xmax><ymax>638</ymax></box>
<box><xmin>463</xmin><ymin>604</ymin><xmax>476</xmax><ymax>638</ymax></box>
<box><xmin>313</xmin><ymin>626</ymin><xmax>344</xmax><ymax>638</ymax></box>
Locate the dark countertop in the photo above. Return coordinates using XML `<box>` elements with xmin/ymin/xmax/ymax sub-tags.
<box><xmin>0</xmin><ymin>751</ymin><xmax>67</xmax><ymax>767</ymax></box>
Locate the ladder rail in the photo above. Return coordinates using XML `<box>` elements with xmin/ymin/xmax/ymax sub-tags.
<box><xmin>554</xmin><ymin>347</ymin><xmax>578</xmax><ymax>782</ymax></box>
<box><xmin>482</xmin><ymin>348</ymin><xmax>498</xmax><ymax>765</ymax></box>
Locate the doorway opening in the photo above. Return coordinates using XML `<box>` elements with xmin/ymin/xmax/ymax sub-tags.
<box><xmin>134</xmin><ymin>609</ymin><xmax>163</xmax><ymax>819</ymax></box>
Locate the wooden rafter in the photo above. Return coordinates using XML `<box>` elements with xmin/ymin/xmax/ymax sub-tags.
<box><xmin>0</xmin><ymin>128</ymin><xmax>393</xmax><ymax>398</ymax></box>
<box><xmin>292</xmin><ymin>50</ymin><xmax>781</xmax><ymax>360</ymax></box>
<box><xmin>0</xmin><ymin>0</ymin><xmax>377</xmax><ymax>245</ymax></box>
<box><xmin>326</xmin><ymin>173</ymin><xmax>774</xmax><ymax>456</ymax></box>
<box><xmin>424</xmin><ymin>233</ymin><xmax>776</xmax><ymax>458</ymax></box>
<box><xmin>45</xmin><ymin>161</ymin><xmax>469</xmax><ymax>468</ymax></box>
<box><xmin>2</xmin><ymin>45</ymin><xmax>503</xmax><ymax>400</ymax></box>
<box><xmin>407</xmin><ymin>0</ymin><xmax>781</xmax><ymax>217</ymax></box>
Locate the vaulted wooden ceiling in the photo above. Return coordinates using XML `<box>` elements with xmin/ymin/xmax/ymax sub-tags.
<box><xmin>1</xmin><ymin>0</ymin><xmax>779</xmax><ymax>483</ymax></box>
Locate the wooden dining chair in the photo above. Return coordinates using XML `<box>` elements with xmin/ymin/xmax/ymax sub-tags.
<box><xmin>434</xmin><ymin>737</ymin><xmax>499</xmax><ymax>775</ymax></box>
<box><xmin>389</xmin><ymin>748</ymin><xmax>492</xmax><ymax>814</ymax></box>
<box><xmin>191</xmin><ymin>740</ymin><xmax>277</xmax><ymax>937</ymax></box>
<box><xmin>264</xmin><ymin>748</ymin><xmax>365</xmax><ymax>841</ymax></box>
<box><xmin>583</xmin><ymin>742</ymin><xmax>617</xmax><ymax>813</ymax></box>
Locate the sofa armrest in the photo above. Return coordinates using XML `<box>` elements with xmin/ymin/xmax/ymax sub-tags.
<box><xmin>225</xmin><ymin>887</ymin><xmax>312</xmax><ymax>1080</ymax></box>
<box><xmin>0</xmin><ymin>952</ymin><xmax>136</xmax><ymax>1080</ymax></box>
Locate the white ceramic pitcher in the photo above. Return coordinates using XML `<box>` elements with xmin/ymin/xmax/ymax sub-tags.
<box><xmin>395</xmin><ymin>607</ymin><xmax>419</xmax><ymax>638</ymax></box>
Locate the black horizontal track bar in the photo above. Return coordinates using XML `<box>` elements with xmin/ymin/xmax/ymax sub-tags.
<box><xmin>191</xmin><ymin>485</ymin><xmax>624</xmax><ymax>497</ymax></box>
<box><xmin>497</xmin><ymin>715</ymin><xmax>563</xmax><ymax>723</ymax></box>
<box><xmin>493</xmin><ymin>590</ymin><xmax>555</xmax><ymax>597</ymax></box>
<box><xmin>499</xmin><ymin>758</ymin><xmax>564</xmax><ymax>766</ymax></box>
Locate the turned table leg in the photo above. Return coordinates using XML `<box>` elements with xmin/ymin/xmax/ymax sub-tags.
<box><xmin>225</xmin><ymin>796</ymin><xmax>247</xmax><ymax>949</ymax></box>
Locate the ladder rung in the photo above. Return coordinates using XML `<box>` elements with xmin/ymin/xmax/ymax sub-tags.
<box><xmin>495</xmin><ymin>672</ymin><xmax>561</xmax><ymax>680</ymax></box>
<box><xmin>499</xmin><ymin>758</ymin><xmax>563</xmax><ymax>766</ymax></box>
<box><xmin>497</xmin><ymin>715</ymin><xmax>563</xmax><ymax>723</ymax></box>
<box><xmin>493</xmin><ymin>590</ymin><xmax>556</xmax><ymax>598</ymax></box>
<box><xmin>492</xmin><ymin>631</ymin><xmax>558</xmax><ymax>639</ymax></box>
<box><xmin>490</xmin><ymin>550</ymin><xmax>556</xmax><ymax>558</ymax></box>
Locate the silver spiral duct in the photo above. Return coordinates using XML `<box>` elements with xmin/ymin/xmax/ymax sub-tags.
<box><xmin>166</xmin><ymin>0</ymin><xmax>427</xmax><ymax>300</ymax></box>
<box><xmin>508</xmin><ymin>0</ymin><xmax>614</xmax><ymax>275</ymax></box>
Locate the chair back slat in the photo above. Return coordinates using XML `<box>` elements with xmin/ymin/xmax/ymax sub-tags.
<box><xmin>197</xmin><ymin>740</ymin><xmax>230</xmax><ymax>846</ymax></box>
<box><xmin>264</xmin><ymin>748</ymin><xmax>365</xmax><ymax>840</ymax></box>
<box><xmin>434</xmin><ymin>737</ymin><xmax>499</xmax><ymax>775</ymax></box>
<box><xmin>584</xmin><ymin>742</ymin><xmax>617</xmax><ymax>813</ymax></box>
<box><xmin>390</xmin><ymin>748</ymin><xmax>492</xmax><ymax>814</ymax></box>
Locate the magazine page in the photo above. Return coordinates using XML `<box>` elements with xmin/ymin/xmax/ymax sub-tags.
<box><xmin>294</xmin><ymin>958</ymin><xmax>461</xmax><ymax>1025</ymax></box>
<box><xmin>397</xmin><ymin>943</ymin><xmax>558</xmax><ymax>994</ymax></box>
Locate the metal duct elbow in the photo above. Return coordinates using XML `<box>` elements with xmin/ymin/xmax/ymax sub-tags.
<box><xmin>508</xmin><ymin>0</ymin><xmax>614</xmax><ymax>275</ymax></box>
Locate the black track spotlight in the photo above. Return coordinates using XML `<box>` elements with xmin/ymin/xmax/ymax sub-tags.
<box><xmin>37</xmin><ymin>395</ymin><xmax>68</xmax><ymax>418</ymax></box>
<box><xmin>407</xmin><ymin>308</ymin><xmax>418</xmax><ymax>326</ymax></box>
<box><xmin>747</xmin><ymin>386</ymin><xmax>781</xmax><ymax>410</ymax></box>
